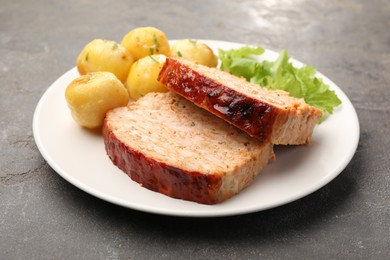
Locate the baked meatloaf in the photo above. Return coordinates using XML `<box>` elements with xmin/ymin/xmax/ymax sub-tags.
<box><xmin>158</xmin><ymin>57</ymin><xmax>323</xmax><ymax>145</ymax></box>
<box><xmin>103</xmin><ymin>92</ymin><xmax>274</xmax><ymax>204</ymax></box>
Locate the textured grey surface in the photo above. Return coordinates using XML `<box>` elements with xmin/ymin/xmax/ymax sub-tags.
<box><xmin>1</xmin><ymin>0</ymin><xmax>389</xmax><ymax>259</ymax></box>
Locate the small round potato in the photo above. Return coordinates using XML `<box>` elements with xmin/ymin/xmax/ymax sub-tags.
<box><xmin>171</xmin><ymin>39</ymin><xmax>218</xmax><ymax>67</ymax></box>
<box><xmin>121</xmin><ymin>27</ymin><xmax>170</xmax><ymax>60</ymax></box>
<box><xmin>126</xmin><ymin>54</ymin><xmax>168</xmax><ymax>100</ymax></box>
<box><xmin>65</xmin><ymin>72</ymin><xmax>129</xmax><ymax>129</ymax></box>
<box><xmin>76</xmin><ymin>39</ymin><xmax>134</xmax><ymax>83</ymax></box>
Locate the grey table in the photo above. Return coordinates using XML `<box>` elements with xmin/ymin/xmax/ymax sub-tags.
<box><xmin>1</xmin><ymin>0</ymin><xmax>389</xmax><ymax>259</ymax></box>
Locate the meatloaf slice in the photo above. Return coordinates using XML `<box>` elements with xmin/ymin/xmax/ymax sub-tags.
<box><xmin>103</xmin><ymin>92</ymin><xmax>274</xmax><ymax>205</ymax></box>
<box><xmin>158</xmin><ymin>57</ymin><xmax>323</xmax><ymax>145</ymax></box>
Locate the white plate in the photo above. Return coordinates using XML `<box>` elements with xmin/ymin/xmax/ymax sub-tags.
<box><xmin>33</xmin><ymin>40</ymin><xmax>359</xmax><ymax>217</ymax></box>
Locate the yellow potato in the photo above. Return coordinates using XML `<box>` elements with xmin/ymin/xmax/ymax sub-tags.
<box><xmin>76</xmin><ymin>39</ymin><xmax>134</xmax><ymax>83</ymax></box>
<box><xmin>65</xmin><ymin>72</ymin><xmax>129</xmax><ymax>129</ymax></box>
<box><xmin>171</xmin><ymin>39</ymin><xmax>218</xmax><ymax>67</ymax></box>
<box><xmin>126</xmin><ymin>54</ymin><xmax>168</xmax><ymax>100</ymax></box>
<box><xmin>121</xmin><ymin>27</ymin><xmax>170</xmax><ymax>60</ymax></box>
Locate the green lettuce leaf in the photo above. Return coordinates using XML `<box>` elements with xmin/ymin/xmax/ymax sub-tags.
<box><xmin>218</xmin><ymin>46</ymin><xmax>341</xmax><ymax>121</ymax></box>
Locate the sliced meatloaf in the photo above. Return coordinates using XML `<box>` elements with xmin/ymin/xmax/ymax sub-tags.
<box><xmin>103</xmin><ymin>92</ymin><xmax>274</xmax><ymax>204</ymax></box>
<box><xmin>158</xmin><ymin>57</ymin><xmax>323</xmax><ymax>145</ymax></box>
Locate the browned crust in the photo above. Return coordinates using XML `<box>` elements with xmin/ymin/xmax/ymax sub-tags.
<box><xmin>103</xmin><ymin>121</ymin><xmax>225</xmax><ymax>204</ymax></box>
<box><xmin>102</xmin><ymin>98</ymin><xmax>274</xmax><ymax>205</ymax></box>
<box><xmin>158</xmin><ymin>57</ymin><xmax>322</xmax><ymax>144</ymax></box>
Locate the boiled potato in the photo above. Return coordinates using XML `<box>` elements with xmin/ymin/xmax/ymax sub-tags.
<box><xmin>121</xmin><ymin>27</ymin><xmax>170</xmax><ymax>60</ymax></box>
<box><xmin>65</xmin><ymin>72</ymin><xmax>129</xmax><ymax>129</ymax></box>
<box><xmin>126</xmin><ymin>54</ymin><xmax>168</xmax><ymax>100</ymax></box>
<box><xmin>76</xmin><ymin>39</ymin><xmax>134</xmax><ymax>83</ymax></box>
<box><xmin>171</xmin><ymin>39</ymin><xmax>218</xmax><ymax>67</ymax></box>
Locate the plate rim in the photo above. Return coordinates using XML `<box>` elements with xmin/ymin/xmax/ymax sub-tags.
<box><xmin>32</xmin><ymin>39</ymin><xmax>360</xmax><ymax>217</ymax></box>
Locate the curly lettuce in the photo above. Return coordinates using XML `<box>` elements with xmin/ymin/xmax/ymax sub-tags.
<box><xmin>218</xmin><ymin>46</ymin><xmax>341</xmax><ymax>121</ymax></box>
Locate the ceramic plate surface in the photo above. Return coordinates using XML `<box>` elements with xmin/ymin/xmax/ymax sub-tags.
<box><xmin>33</xmin><ymin>40</ymin><xmax>359</xmax><ymax>217</ymax></box>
